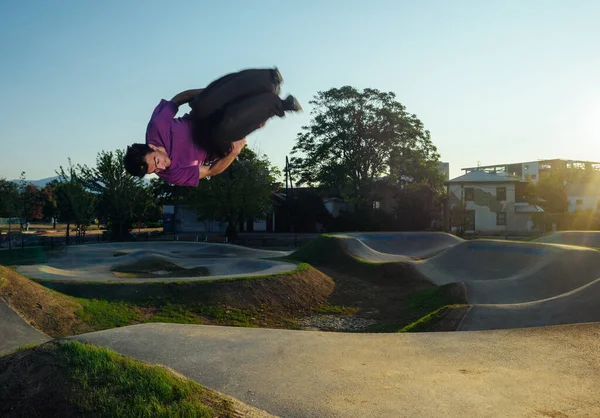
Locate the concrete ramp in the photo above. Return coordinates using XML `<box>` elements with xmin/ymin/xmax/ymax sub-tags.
<box><xmin>533</xmin><ymin>231</ymin><xmax>600</xmax><ymax>248</ymax></box>
<box><xmin>332</xmin><ymin>232</ymin><xmax>462</xmax><ymax>259</ymax></box>
<box><xmin>16</xmin><ymin>242</ymin><xmax>297</xmax><ymax>283</ymax></box>
<box><xmin>417</xmin><ymin>240</ymin><xmax>600</xmax><ymax>304</ymax></box>
<box><xmin>70</xmin><ymin>322</ymin><xmax>600</xmax><ymax>418</ymax></box>
<box><xmin>415</xmin><ymin>240</ymin><xmax>600</xmax><ymax>304</ymax></box>
<box><xmin>460</xmin><ymin>278</ymin><xmax>600</xmax><ymax>330</ymax></box>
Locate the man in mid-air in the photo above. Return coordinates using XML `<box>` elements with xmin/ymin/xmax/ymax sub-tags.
<box><xmin>124</xmin><ymin>67</ymin><xmax>302</xmax><ymax>187</ymax></box>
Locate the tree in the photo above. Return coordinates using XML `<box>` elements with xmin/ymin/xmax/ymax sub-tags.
<box><xmin>290</xmin><ymin>86</ymin><xmax>444</xmax><ymax>208</ymax></box>
<box><xmin>0</xmin><ymin>178</ymin><xmax>19</xmax><ymax>218</ymax></box>
<box><xmin>41</xmin><ymin>182</ymin><xmax>59</xmax><ymax>228</ymax></box>
<box><xmin>78</xmin><ymin>149</ymin><xmax>148</xmax><ymax>240</ymax></box>
<box><xmin>20</xmin><ymin>184</ymin><xmax>44</xmax><ymax>222</ymax></box>
<box><xmin>189</xmin><ymin>148</ymin><xmax>280</xmax><ymax>239</ymax></box>
<box><xmin>55</xmin><ymin>161</ymin><xmax>95</xmax><ymax>244</ymax></box>
<box><xmin>0</xmin><ymin>178</ymin><xmax>20</xmax><ymax>249</ymax></box>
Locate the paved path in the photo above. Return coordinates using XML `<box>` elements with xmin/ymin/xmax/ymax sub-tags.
<box><xmin>0</xmin><ymin>300</ymin><xmax>52</xmax><ymax>356</ymax></box>
<box><xmin>70</xmin><ymin>322</ymin><xmax>600</xmax><ymax>418</ymax></box>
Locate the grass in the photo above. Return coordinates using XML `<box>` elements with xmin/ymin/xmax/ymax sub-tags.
<box><xmin>73</xmin><ymin>298</ymin><xmax>260</xmax><ymax>330</ymax></box>
<box><xmin>2</xmin><ymin>343</ymin><xmax>39</xmax><ymax>357</ymax></box>
<box><xmin>398</xmin><ymin>305</ymin><xmax>464</xmax><ymax>332</ymax></box>
<box><xmin>312</xmin><ymin>304</ymin><xmax>359</xmax><ymax>316</ymax></box>
<box><xmin>364</xmin><ymin>283</ymin><xmax>468</xmax><ymax>333</ymax></box>
<box><xmin>75</xmin><ymin>299</ymin><xmax>141</xmax><ymax>329</ymax></box>
<box><xmin>59</xmin><ymin>340</ymin><xmax>234</xmax><ymax>417</ymax></box>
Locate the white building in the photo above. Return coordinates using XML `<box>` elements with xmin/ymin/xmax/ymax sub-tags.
<box><xmin>565</xmin><ymin>182</ymin><xmax>600</xmax><ymax>213</ymax></box>
<box><xmin>461</xmin><ymin>159</ymin><xmax>600</xmax><ymax>184</ymax></box>
<box><xmin>446</xmin><ymin>171</ymin><xmax>544</xmax><ymax>235</ymax></box>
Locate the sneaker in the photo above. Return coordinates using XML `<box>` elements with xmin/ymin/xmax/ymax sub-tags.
<box><xmin>282</xmin><ymin>95</ymin><xmax>303</xmax><ymax>112</ymax></box>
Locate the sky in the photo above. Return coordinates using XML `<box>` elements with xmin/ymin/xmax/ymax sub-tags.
<box><xmin>1</xmin><ymin>0</ymin><xmax>599</xmax><ymax>183</ymax></box>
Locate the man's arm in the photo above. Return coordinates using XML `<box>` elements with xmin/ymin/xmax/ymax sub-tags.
<box><xmin>199</xmin><ymin>138</ymin><xmax>246</xmax><ymax>179</ymax></box>
<box><xmin>170</xmin><ymin>89</ymin><xmax>205</xmax><ymax>106</ymax></box>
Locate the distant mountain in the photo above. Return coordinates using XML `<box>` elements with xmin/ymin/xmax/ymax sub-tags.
<box><xmin>9</xmin><ymin>176</ymin><xmax>60</xmax><ymax>188</ymax></box>
<box><xmin>9</xmin><ymin>175</ymin><xmax>153</xmax><ymax>188</ymax></box>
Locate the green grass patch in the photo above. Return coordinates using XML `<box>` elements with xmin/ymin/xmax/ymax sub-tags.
<box><xmin>75</xmin><ymin>299</ymin><xmax>141</xmax><ymax>329</ymax></box>
<box><xmin>1</xmin><ymin>343</ymin><xmax>39</xmax><ymax>357</ymax></box>
<box><xmin>312</xmin><ymin>304</ymin><xmax>359</xmax><ymax>316</ymax></box>
<box><xmin>404</xmin><ymin>283</ymin><xmax>464</xmax><ymax>313</ymax></box>
<box><xmin>398</xmin><ymin>304</ymin><xmax>464</xmax><ymax>333</ymax></box>
<box><xmin>286</xmin><ymin>235</ymin><xmax>378</xmax><ymax>272</ymax></box>
<box><xmin>60</xmin><ymin>340</ymin><xmax>233</xmax><ymax>417</ymax></box>
<box><xmin>0</xmin><ymin>246</ymin><xmax>60</xmax><ymax>266</ymax></box>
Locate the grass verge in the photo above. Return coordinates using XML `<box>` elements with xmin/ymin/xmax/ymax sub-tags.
<box><xmin>0</xmin><ymin>340</ymin><xmax>264</xmax><ymax>417</ymax></box>
<box><xmin>2</xmin><ymin>264</ymin><xmax>334</xmax><ymax>337</ymax></box>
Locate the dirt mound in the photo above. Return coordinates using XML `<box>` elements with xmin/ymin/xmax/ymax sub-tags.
<box><xmin>0</xmin><ymin>267</ymin><xmax>90</xmax><ymax>338</ymax></box>
<box><xmin>111</xmin><ymin>257</ymin><xmax>209</xmax><ymax>278</ymax></box>
<box><xmin>0</xmin><ymin>341</ymin><xmax>275</xmax><ymax>418</ymax></box>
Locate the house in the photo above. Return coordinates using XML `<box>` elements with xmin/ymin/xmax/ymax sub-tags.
<box><xmin>461</xmin><ymin>159</ymin><xmax>600</xmax><ymax>184</ymax></box>
<box><xmin>446</xmin><ymin>170</ymin><xmax>544</xmax><ymax>235</ymax></box>
<box><xmin>565</xmin><ymin>182</ymin><xmax>600</xmax><ymax>213</ymax></box>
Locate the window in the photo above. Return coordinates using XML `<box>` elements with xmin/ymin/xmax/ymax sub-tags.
<box><xmin>524</xmin><ymin>164</ymin><xmax>529</xmax><ymax>170</ymax></box>
<box><xmin>496</xmin><ymin>187</ymin><xmax>507</xmax><ymax>201</ymax></box>
<box><xmin>497</xmin><ymin>212</ymin><xmax>507</xmax><ymax>226</ymax></box>
<box><xmin>464</xmin><ymin>187</ymin><xmax>474</xmax><ymax>201</ymax></box>
<box><xmin>372</xmin><ymin>201</ymin><xmax>380</xmax><ymax>209</ymax></box>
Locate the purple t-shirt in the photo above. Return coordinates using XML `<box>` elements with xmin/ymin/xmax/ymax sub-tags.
<box><xmin>145</xmin><ymin>99</ymin><xmax>211</xmax><ymax>187</ymax></box>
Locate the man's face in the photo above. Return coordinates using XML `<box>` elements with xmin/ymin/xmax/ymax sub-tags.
<box><xmin>145</xmin><ymin>145</ymin><xmax>171</xmax><ymax>174</ymax></box>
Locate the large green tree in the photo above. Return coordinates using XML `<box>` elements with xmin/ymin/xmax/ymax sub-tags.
<box><xmin>78</xmin><ymin>149</ymin><xmax>148</xmax><ymax>240</ymax></box>
<box><xmin>55</xmin><ymin>161</ymin><xmax>96</xmax><ymax>244</ymax></box>
<box><xmin>189</xmin><ymin>148</ymin><xmax>280</xmax><ymax>238</ymax></box>
<box><xmin>290</xmin><ymin>86</ymin><xmax>444</xmax><ymax>207</ymax></box>
<box><xmin>0</xmin><ymin>178</ymin><xmax>19</xmax><ymax>218</ymax></box>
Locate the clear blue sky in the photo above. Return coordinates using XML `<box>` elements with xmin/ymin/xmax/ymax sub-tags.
<box><xmin>1</xmin><ymin>0</ymin><xmax>599</xmax><ymax>182</ymax></box>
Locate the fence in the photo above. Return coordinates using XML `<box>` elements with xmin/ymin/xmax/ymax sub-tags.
<box><xmin>0</xmin><ymin>230</ymin><xmax>317</xmax><ymax>251</ymax></box>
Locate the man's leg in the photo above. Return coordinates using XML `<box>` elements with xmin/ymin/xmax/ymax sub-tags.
<box><xmin>209</xmin><ymin>92</ymin><xmax>300</xmax><ymax>156</ymax></box>
<box><xmin>189</xmin><ymin>68</ymin><xmax>283</xmax><ymax>120</ymax></box>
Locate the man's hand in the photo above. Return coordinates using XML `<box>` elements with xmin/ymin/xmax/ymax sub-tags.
<box><xmin>199</xmin><ymin>138</ymin><xmax>246</xmax><ymax>180</ymax></box>
<box><xmin>230</xmin><ymin>138</ymin><xmax>247</xmax><ymax>156</ymax></box>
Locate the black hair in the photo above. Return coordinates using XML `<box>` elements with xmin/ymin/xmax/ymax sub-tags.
<box><xmin>124</xmin><ymin>143</ymin><xmax>153</xmax><ymax>178</ymax></box>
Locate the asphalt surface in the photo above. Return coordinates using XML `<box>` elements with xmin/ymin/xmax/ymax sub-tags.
<box><xmin>70</xmin><ymin>322</ymin><xmax>600</xmax><ymax>418</ymax></box>
<box><xmin>0</xmin><ymin>300</ymin><xmax>52</xmax><ymax>356</ymax></box>
<box><xmin>16</xmin><ymin>242</ymin><xmax>297</xmax><ymax>283</ymax></box>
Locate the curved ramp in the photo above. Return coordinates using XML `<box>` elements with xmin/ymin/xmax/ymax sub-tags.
<box><xmin>16</xmin><ymin>242</ymin><xmax>297</xmax><ymax>283</ymax></box>
<box><xmin>415</xmin><ymin>240</ymin><xmax>600</xmax><ymax>304</ymax></box>
<box><xmin>533</xmin><ymin>231</ymin><xmax>600</xmax><ymax>248</ymax></box>
<box><xmin>332</xmin><ymin>232</ymin><xmax>462</xmax><ymax>259</ymax></box>
<box><xmin>460</xmin><ymin>278</ymin><xmax>600</xmax><ymax>330</ymax></box>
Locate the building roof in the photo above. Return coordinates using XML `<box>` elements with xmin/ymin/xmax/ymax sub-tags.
<box><xmin>461</xmin><ymin>158</ymin><xmax>600</xmax><ymax>172</ymax></box>
<box><xmin>514</xmin><ymin>203</ymin><xmax>545</xmax><ymax>213</ymax></box>
<box><xmin>446</xmin><ymin>170</ymin><xmax>523</xmax><ymax>184</ymax></box>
